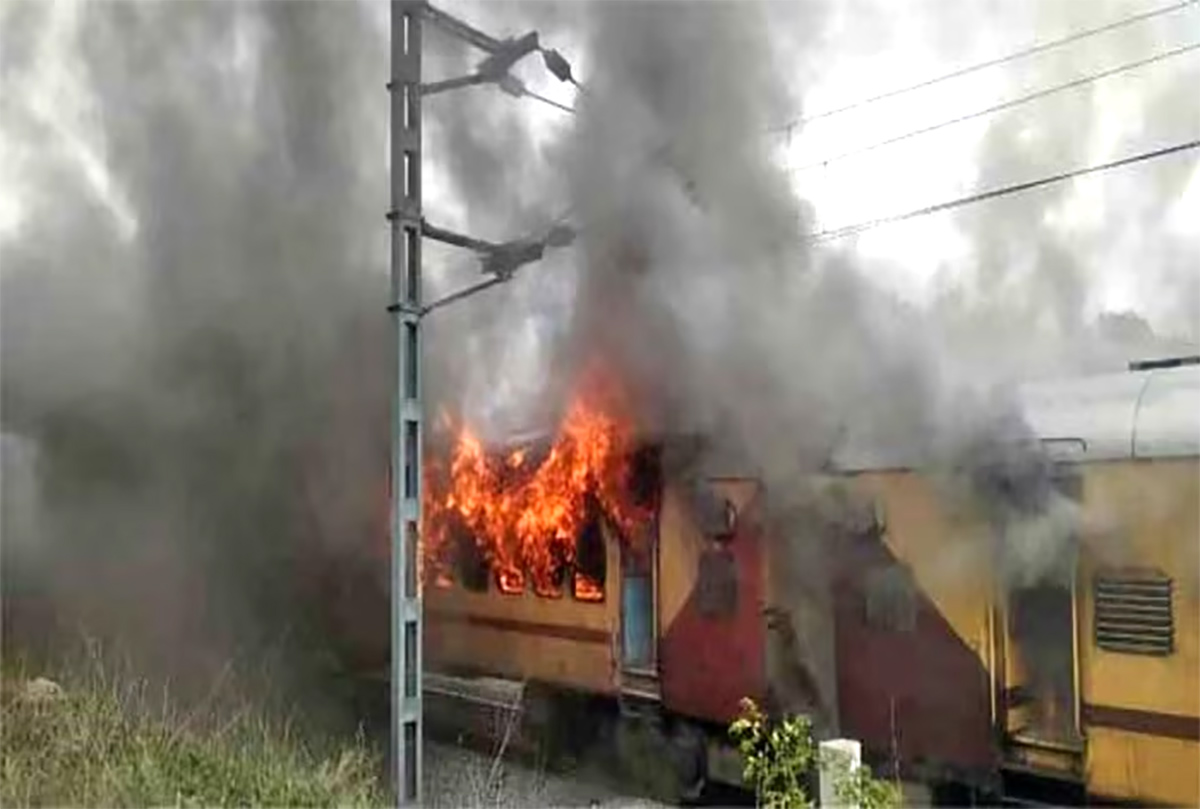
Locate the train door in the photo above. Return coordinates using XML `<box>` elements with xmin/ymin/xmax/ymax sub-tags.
<box><xmin>618</xmin><ymin>448</ymin><xmax>662</xmax><ymax>701</ymax></box>
<box><xmin>999</xmin><ymin>545</ymin><xmax>1084</xmax><ymax>781</ymax></box>
<box><xmin>996</xmin><ymin>462</ymin><xmax>1086</xmax><ymax>783</ymax></box>
<box><xmin>618</xmin><ymin>518</ymin><xmax>660</xmax><ymax>703</ymax></box>
<box><xmin>1002</xmin><ymin>575</ymin><xmax>1081</xmax><ymax>749</ymax></box>
<box><xmin>621</xmin><ymin>538</ymin><xmax>656</xmax><ymax>671</ymax></box>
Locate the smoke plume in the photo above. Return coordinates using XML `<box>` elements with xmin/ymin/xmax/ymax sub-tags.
<box><xmin>0</xmin><ymin>0</ymin><xmax>394</xmax><ymax>724</ymax></box>
<box><xmin>2</xmin><ymin>0</ymin><xmax>1195</xmax><ymax>735</ymax></box>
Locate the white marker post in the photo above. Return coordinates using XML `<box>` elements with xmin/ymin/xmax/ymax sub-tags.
<box><xmin>818</xmin><ymin>738</ymin><xmax>864</xmax><ymax>809</ymax></box>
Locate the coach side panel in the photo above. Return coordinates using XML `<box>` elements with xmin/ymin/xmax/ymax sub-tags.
<box><xmin>657</xmin><ymin>480</ymin><xmax>767</xmax><ymax>725</ymax></box>
<box><xmin>1077</xmin><ymin>459</ymin><xmax>1200</xmax><ymax>807</ymax></box>
<box><xmin>833</xmin><ymin>472</ymin><xmax>999</xmax><ymax>785</ymax></box>
<box><xmin>424</xmin><ymin>530</ymin><xmax>622</xmax><ymax>695</ymax></box>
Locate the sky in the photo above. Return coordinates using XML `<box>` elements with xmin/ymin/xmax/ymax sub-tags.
<box><xmin>1</xmin><ymin>0</ymin><xmax>1198</xmax><ymax>351</ymax></box>
<box><xmin>406</xmin><ymin>0</ymin><xmax>1200</xmax><ymax>338</ymax></box>
<box><xmin>777</xmin><ymin>0</ymin><xmax>1200</xmax><ymax>318</ymax></box>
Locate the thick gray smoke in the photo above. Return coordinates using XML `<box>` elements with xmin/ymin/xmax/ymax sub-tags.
<box><xmin>0</xmin><ymin>0</ymin><xmax>587</xmax><ymax>723</ymax></box>
<box><xmin>440</xmin><ymin>0</ymin><xmax>1197</xmax><ymax>496</ymax></box>
<box><xmin>1</xmin><ymin>0</ymin><xmax>394</xmax><ymax>723</ymax></box>
<box><xmin>538</xmin><ymin>0</ymin><xmax>1196</xmax><ymax>562</ymax></box>
<box><xmin>551</xmin><ymin>2</ymin><xmax>936</xmax><ymax>484</ymax></box>
<box><xmin>2</xmin><ymin>0</ymin><xmax>1195</xmax><ymax>736</ymax></box>
<box><xmin>925</xmin><ymin>0</ymin><xmax>1200</xmax><ymax>383</ymax></box>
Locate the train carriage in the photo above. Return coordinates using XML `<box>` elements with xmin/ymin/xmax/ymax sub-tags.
<box><xmin>420</xmin><ymin>359</ymin><xmax>1200</xmax><ymax>806</ymax></box>
<box><xmin>830</xmin><ymin>360</ymin><xmax>1199</xmax><ymax>805</ymax></box>
<box><xmin>422</xmin><ymin>453</ymin><xmax>804</xmax><ymax>800</ymax></box>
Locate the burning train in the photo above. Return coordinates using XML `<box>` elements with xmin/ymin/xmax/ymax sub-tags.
<box><xmin>416</xmin><ymin>358</ymin><xmax>1199</xmax><ymax>806</ymax></box>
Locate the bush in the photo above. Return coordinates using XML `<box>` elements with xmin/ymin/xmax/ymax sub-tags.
<box><xmin>729</xmin><ymin>698</ymin><xmax>901</xmax><ymax>809</ymax></box>
<box><xmin>0</xmin><ymin>662</ymin><xmax>387</xmax><ymax>808</ymax></box>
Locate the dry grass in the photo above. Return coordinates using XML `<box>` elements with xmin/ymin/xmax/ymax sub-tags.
<box><xmin>0</xmin><ymin>655</ymin><xmax>388</xmax><ymax>808</ymax></box>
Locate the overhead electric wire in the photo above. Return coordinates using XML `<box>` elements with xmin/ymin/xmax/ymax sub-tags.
<box><xmin>422</xmin><ymin>139</ymin><xmax>1199</xmax><ymax>313</ymax></box>
<box><xmin>809</xmin><ymin>137</ymin><xmax>1200</xmax><ymax>242</ymax></box>
<box><xmin>790</xmin><ymin>41</ymin><xmax>1200</xmax><ymax>173</ymax></box>
<box><xmin>769</xmin><ymin>0</ymin><xmax>1199</xmax><ymax>132</ymax></box>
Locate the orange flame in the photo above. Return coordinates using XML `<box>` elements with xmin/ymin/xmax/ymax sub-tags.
<box><xmin>497</xmin><ymin>568</ymin><xmax>525</xmax><ymax>595</ymax></box>
<box><xmin>573</xmin><ymin>573</ymin><xmax>604</xmax><ymax>602</ymax></box>
<box><xmin>422</xmin><ymin>364</ymin><xmax>651</xmax><ymax>594</ymax></box>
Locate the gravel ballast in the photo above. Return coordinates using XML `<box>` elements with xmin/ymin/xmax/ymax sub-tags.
<box><xmin>423</xmin><ymin>740</ymin><xmax>668</xmax><ymax>808</ymax></box>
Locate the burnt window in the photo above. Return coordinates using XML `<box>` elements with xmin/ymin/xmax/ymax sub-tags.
<box><xmin>1094</xmin><ymin>570</ymin><xmax>1173</xmax><ymax>656</ymax></box>
<box><xmin>696</xmin><ymin>544</ymin><xmax>738</xmax><ymax>618</ymax></box>
<box><xmin>573</xmin><ymin>510</ymin><xmax>606</xmax><ymax>603</ymax></box>
<box><xmin>863</xmin><ymin>566</ymin><xmax>916</xmax><ymax>633</ymax></box>
<box><xmin>628</xmin><ymin>446</ymin><xmax>661</xmax><ymax>510</ymax></box>
<box><xmin>534</xmin><ymin>546</ymin><xmax>569</xmax><ymax>599</ymax></box>
<box><xmin>454</xmin><ymin>524</ymin><xmax>489</xmax><ymax>593</ymax></box>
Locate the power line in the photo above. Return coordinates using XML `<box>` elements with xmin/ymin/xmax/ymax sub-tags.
<box><xmin>427</xmin><ymin>139</ymin><xmax>1199</xmax><ymax>308</ymax></box>
<box><xmin>810</xmin><ymin>137</ymin><xmax>1200</xmax><ymax>242</ymax></box>
<box><xmin>769</xmin><ymin>0</ymin><xmax>1199</xmax><ymax>133</ymax></box>
<box><xmin>790</xmin><ymin>41</ymin><xmax>1200</xmax><ymax>173</ymax></box>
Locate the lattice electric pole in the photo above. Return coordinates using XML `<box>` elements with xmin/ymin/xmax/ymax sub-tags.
<box><xmin>388</xmin><ymin>2</ymin><xmax>424</xmax><ymax>806</ymax></box>
<box><xmin>386</xmin><ymin>2</ymin><xmax>577</xmax><ymax>806</ymax></box>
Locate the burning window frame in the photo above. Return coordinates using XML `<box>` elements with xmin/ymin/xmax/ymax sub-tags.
<box><xmin>572</xmin><ymin>504</ymin><xmax>607</xmax><ymax>603</ymax></box>
<box><xmin>453</xmin><ymin>520</ymin><xmax>489</xmax><ymax>593</ymax></box>
<box><xmin>421</xmin><ymin>368</ymin><xmax>659</xmax><ymax>606</ymax></box>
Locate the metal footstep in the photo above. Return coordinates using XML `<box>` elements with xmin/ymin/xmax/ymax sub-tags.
<box><xmin>424</xmin><ymin>672</ymin><xmax>525</xmax><ymax>712</ymax></box>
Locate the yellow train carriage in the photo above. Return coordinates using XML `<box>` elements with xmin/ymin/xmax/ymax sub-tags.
<box><xmin>1057</xmin><ymin>366</ymin><xmax>1200</xmax><ymax>806</ymax></box>
<box><xmin>831</xmin><ymin>360</ymin><xmax>1199</xmax><ymax>805</ymax></box>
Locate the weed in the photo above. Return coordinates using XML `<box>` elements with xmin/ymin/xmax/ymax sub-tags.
<box><xmin>0</xmin><ymin>657</ymin><xmax>388</xmax><ymax>808</ymax></box>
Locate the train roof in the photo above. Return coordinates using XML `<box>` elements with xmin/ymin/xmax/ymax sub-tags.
<box><xmin>832</xmin><ymin>360</ymin><xmax>1200</xmax><ymax>472</ymax></box>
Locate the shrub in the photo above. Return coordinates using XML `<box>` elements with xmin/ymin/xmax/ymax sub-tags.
<box><xmin>729</xmin><ymin>697</ymin><xmax>901</xmax><ymax>809</ymax></box>
<box><xmin>0</xmin><ymin>662</ymin><xmax>387</xmax><ymax>808</ymax></box>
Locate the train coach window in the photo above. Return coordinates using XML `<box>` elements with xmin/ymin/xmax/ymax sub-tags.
<box><xmin>1094</xmin><ymin>570</ymin><xmax>1174</xmax><ymax>656</ymax></box>
<box><xmin>454</xmin><ymin>527</ymin><xmax>489</xmax><ymax>593</ymax></box>
<box><xmin>534</xmin><ymin>548</ymin><xmax>569</xmax><ymax>599</ymax></box>
<box><xmin>573</xmin><ymin>512</ymin><xmax>606</xmax><ymax>603</ymax></box>
<box><xmin>628</xmin><ymin>446</ymin><xmax>661</xmax><ymax>509</ymax></box>
<box><xmin>863</xmin><ymin>566</ymin><xmax>916</xmax><ymax>633</ymax></box>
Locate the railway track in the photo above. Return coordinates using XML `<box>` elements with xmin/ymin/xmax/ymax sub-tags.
<box><xmin>422</xmin><ymin>674</ymin><xmax>754</xmax><ymax>807</ymax></box>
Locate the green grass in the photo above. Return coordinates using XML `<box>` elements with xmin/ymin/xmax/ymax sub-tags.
<box><xmin>1</xmin><ymin>660</ymin><xmax>389</xmax><ymax>808</ymax></box>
